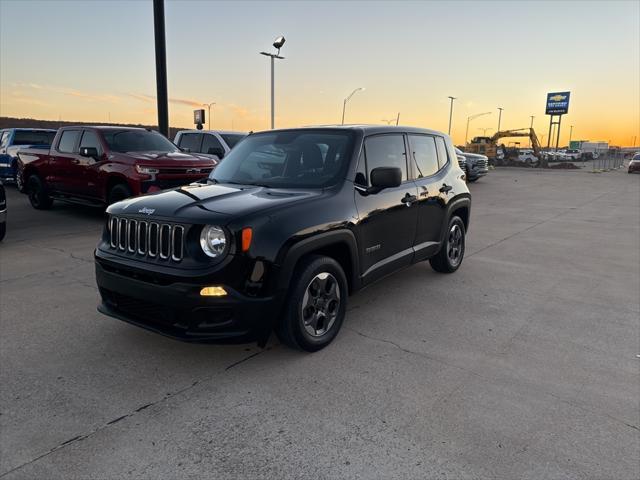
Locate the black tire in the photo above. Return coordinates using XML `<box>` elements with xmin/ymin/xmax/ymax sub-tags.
<box><xmin>276</xmin><ymin>254</ymin><xmax>348</xmax><ymax>352</ymax></box>
<box><xmin>27</xmin><ymin>175</ymin><xmax>53</xmax><ymax>210</ymax></box>
<box><xmin>468</xmin><ymin>178</ymin><xmax>478</xmax><ymax>183</ymax></box>
<box><xmin>0</xmin><ymin>222</ymin><xmax>5</xmax><ymax>242</ymax></box>
<box><xmin>429</xmin><ymin>216</ymin><xmax>466</xmax><ymax>273</ymax></box>
<box><xmin>107</xmin><ymin>183</ymin><xmax>132</xmax><ymax>205</ymax></box>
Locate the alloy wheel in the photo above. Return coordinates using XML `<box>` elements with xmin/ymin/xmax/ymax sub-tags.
<box><xmin>301</xmin><ymin>272</ymin><xmax>341</xmax><ymax>337</ymax></box>
<box><xmin>447</xmin><ymin>224</ymin><xmax>464</xmax><ymax>267</ymax></box>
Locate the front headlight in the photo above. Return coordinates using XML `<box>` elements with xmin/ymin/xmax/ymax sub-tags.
<box><xmin>200</xmin><ymin>225</ymin><xmax>227</xmax><ymax>258</ymax></box>
<box><xmin>135</xmin><ymin>165</ymin><xmax>159</xmax><ymax>175</ymax></box>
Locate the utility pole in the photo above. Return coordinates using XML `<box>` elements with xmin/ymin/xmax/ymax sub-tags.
<box><xmin>447</xmin><ymin>96</ymin><xmax>456</xmax><ymax>135</ymax></box>
<box><xmin>497</xmin><ymin>107</ymin><xmax>504</xmax><ymax>133</ymax></box>
<box><xmin>395</xmin><ymin>112</ymin><xmax>400</xmax><ymax>126</ymax></box>
<box><xmin>204</xmin><ymin>102</ymin><xmax>216</xmax><ymax>130</ymax></box>
<box><xmin>260</xmin><ymin>36</ymin><xmax>286</xmax><ymax>129</ymax></box>
<box><xmin>569</xmin><ymin>125</ymin><xmax>574</xmax><ymax>146</ymax></box>
<box><xmin>153</xmin><ymin>0</ymin><xmax>169</xmax><ymax>137</ymax></box>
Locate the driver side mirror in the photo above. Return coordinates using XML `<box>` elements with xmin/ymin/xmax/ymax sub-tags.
<box><xmin>79</xmin><ymin>147</ymin><xmax>99</xmax><ymax>160</ymax></box>
<box><xmin>368</xmin><ymin>167</ymin><xmax>402</xmax><ymax>193</ymax></box>
<box><xmin>207</xmin><ymin>147</ymin><xmax>225</xmax><ymax>158</ymax></box>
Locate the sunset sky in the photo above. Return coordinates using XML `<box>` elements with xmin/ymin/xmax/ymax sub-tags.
<box><xmin>1</xmin><ymin>0</ymin><xmax>638</xmax><ymax>146</ymax></box>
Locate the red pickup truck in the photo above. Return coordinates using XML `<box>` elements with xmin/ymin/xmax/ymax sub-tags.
<box><xmin>17</xmin><ymin>126</ymin><xmax>217</xmax><ymax>209</ymax></box>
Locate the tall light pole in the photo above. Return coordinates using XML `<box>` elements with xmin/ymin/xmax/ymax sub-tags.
<box><xmin>260</xmin><ymin>35</ymin><xmax>286</xmax><ymax>129</ymax></box>
<box><xmin>529</xmin><ymin>115</ymin><xmax>535</xmax><ymax>147</ymax></box>
<box><xmin>153</xmin><ymin>0</ymin><xmax>169</xmax><ymax>137</ymax></box>
<box><xmin>447</xmin><ymin>96</ymin><xmax>456</xmax><ymax>135</ymax></box>
<box><xmin>497</xmin><ymin>107</ymin><xmax>504</xmax><ymax>133</ymax></box>
<box><xmin>204</xmin><ymin>102</ymin><xmax>216</xmax><ymax>130</ymax></box>
<box><xmin>569</xmin><ymin>125</ymin><xmax>574</xmax><ymax>146</ymax></box>
<box><xmin>465</xmin><ymin>112</ymin><xmax>492</xmax><ymax>143</ymax></box>
<box><xmin>341</xmin><ymin>87</ymin><xmax>365</xmax><ymax>125</ymax></box>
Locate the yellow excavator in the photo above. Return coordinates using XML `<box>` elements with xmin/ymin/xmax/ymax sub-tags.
<box><xmin>465</xmin><ymin>128</ymin><xmax>544</xmax><ymax>165</ymax></box>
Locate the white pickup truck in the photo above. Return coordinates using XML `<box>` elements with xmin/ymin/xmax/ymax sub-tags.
<box><xmin>174</xmin><ymin>130</ymin><xmax>246</xmax><ymax>163</ymax></box>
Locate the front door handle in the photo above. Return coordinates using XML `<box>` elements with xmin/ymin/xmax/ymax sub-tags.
<box><xmin>439</xmin><ymin>183</ymin><xmax>453</xmax><ymax>194</ymax></box>
<box><xmin>401</xmin><ymin>193</ymin><xmax>417</xmax><ymax>206</ymax></box>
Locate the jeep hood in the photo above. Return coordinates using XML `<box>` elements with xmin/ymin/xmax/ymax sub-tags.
<box><xmin>110</xmin><ymin>182</ymin><xmax>322</xmax><ymax>220</ymax></box>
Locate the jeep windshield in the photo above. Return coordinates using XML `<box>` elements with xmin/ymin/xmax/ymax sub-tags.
<box><xmin>209</xmin><ymin>130</ymin><xmax>355</xmax><ymax>188</ymax></box>
<box><xmin>103</xmin><ymin>130</ymin><xmax>180</xmax><ymax>154</ymax></box>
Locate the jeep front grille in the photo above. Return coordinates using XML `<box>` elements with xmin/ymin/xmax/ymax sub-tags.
<box><xmin>109</xmin><ymin>216</ymin><xmax>184</xmax><ymax>262</ymax></box>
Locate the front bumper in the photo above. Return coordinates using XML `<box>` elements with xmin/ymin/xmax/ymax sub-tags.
<box><xmin>628</xmin><ymin>164</ymin><xmax>640</xmax><ymax>173</ymax></box>
<box><xmin>467</xmin><ymin>167</ymin><xmax>488</xmax><ymax>180</ymax></box>
<box><xmin>95</xmin><ymin>259</ymin><xmax>281</xmax><ymax>343</ymax></box>
<box><xmin>0</xmin><ymin>161</ymin><xmax>15</xmax><ymax>181</ymax></box>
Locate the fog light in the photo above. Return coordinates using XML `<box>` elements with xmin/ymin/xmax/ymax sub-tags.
<box><xmin>200</xmin><ymin>286</ymin><xmax>227</xmax><ymax>297</ymax></box>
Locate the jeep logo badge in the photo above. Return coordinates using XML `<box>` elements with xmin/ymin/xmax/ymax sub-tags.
<box><xmin>138</xmin><ymin>207</ymin><xmax>155</xmax><ymax>215</ymax></box>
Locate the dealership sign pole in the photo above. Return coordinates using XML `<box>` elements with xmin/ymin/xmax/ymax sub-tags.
<box><xmin>545</xmin><ymin>92</ymin><xmax>570</xmax><ymax>152</ymax></box>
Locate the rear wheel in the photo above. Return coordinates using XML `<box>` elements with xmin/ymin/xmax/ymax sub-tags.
<box><xmin>27</xmin><ymin>175</ymin><xmax>53</xmax><ymax>210</ymax></box>
<box><xmin>430</xmin><ymin>216</ymin><xmax>466</xmax><ymax>273</ymax></box>
<box><xmin>107</xmin><ymin>183</ymin><xmax>132</xmax><ymax>205</ymax></box>
<box><xmin>276</xmin><ymin>255</ymin><xmax>348</xmax><ymax>352</ymax></box>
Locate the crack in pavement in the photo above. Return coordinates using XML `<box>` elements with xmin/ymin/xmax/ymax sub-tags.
<box><xmin>345</xmin><ymin>326</ymin><xmax>640</xmax><ymax>433</ymax></box>
<box><xmin>0</xmin><ymin>347</ymin><xmax>272</xmax><ymax>478</ymax></box>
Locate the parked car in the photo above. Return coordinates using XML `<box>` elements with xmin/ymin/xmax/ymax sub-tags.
<box><xmin>17</xmin><ymin>126</ymin><xmax>217</xmax><ymax>209</ymax></box>
<box><xmin>0</xmin><ymin>128</ymin><xmax>57</xmax><ymax>182</ymax></box>
<box><xmin>0</xmin><ymin>181</ymin><xmax>6</xmax><ymax>241</ymax></box>
<box><xmin>517</xmin><ymin>149</ymin><xmax>538</xmax><ymax>164</ymax></box>
<box><xmin>564</xmin><ymin>149</ymin><xmax>582</xmax><ymax>161</ymax></box>
<box><xmin>174</xmin><ymin>130</ymin><xmax>246</xmax><ymax>162</ymax></box>
<box><xmin>96</xmin><ymin>126</ymin><xmax>471</xmax><ymax>352</ymax></box>
<box><xmin>628</xmin><ymin>153</ymin><xmax>640</xmax><ymax>173</ymax></box>
<box><xmin>457</xmin><ymin>154</ymin><xmax>466</xmax><ymax>171</ymax></box>
<box><xmin>454</xmin><ymin>147</ymin><xmax>488</xmax><ymax>182</ymax></box>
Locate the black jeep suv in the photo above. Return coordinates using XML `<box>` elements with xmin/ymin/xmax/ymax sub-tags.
<box><xmin>95</xmin><ymin>126</ymin><xmax>471</xmax><ymax>351</ymax></box>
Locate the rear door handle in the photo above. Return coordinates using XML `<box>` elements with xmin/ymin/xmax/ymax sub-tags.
<box><xmin>401</xmin><ymin>193</ymin><xmax>417</xmax><ymax>206</ymax></box>
<box><xmin>439</xmin><ymin>183</ymin><xmax>453</xmax><ymax>194</ymax></box>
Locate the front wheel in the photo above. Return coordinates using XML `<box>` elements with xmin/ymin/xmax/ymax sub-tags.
<box><xmin>27</xmin><ymin>175</ymin><xmax>53</xmax><ymax>210</ymax></box>
<box><xmin>276</xmin><ymin>255</ymin><xmax>348</xmax><ymax>352</ymax></box>
<box><xmin>107</xmin><ymin>183</ymin><xmax>132</xmax><ymax>205</ymax></box>
<box><xmin>430</xmin><ymin>216</ymin><xmax>466</xmax><ymax>273</ymax></box>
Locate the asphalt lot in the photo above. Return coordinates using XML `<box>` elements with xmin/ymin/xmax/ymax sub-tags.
<box><xmin>1</xmin><ymin>167</ymin><xmax>638</xmax><ymax>479</ymax></box>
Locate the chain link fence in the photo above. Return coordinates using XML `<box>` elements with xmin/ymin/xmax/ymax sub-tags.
<box><xmin>589</xmin><ymin>150</ymin><xmax>627</xmax><ymax>172</ymax></box>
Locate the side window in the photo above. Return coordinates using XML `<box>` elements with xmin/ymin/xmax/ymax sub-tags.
<box><xmin>0</xmin><ymin>132</ymin><xmax>9</xmax><ymax>148</ymax></box>
<box><xmin>364</xmin><ymin>134</ymin><xmax>407</xmax><ymax>184</ymax></box>
<box><xmin>435</xmin><ymin>137</ymin><xmax>449</xmax><ymax>169</ymax></box>
<box><xmin>408</xmin><ymin>135</ymin><xmax>438</xmax><ymax>178</ymax></box>
<box><xmin>57</xmin><ymin>130</ymin><xmax>80</xmax><ymax>154</ymax></box>
<box><xmin>79</xmin><ymin>131</ymin><xmax>102</xmax><ymax>155</ymax></box>
<box><xmin>178</xmin><ymin>133</ymin><xmax>202</xmax><ymax>153</ymax></box>
<box><xmin>201</xmin><ymin>134</ymin><xmax>224</xmax><ymax>155</ymax></box>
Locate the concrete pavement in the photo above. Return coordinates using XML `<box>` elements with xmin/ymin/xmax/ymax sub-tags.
<box><xmin>1</xmin><ymin>167</ymin><xmax>638</xmax><ymax>479</ymax></box>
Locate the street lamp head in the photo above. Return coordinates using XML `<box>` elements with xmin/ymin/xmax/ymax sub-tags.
<box><xmin>273</xmin><ymin>36</ymin><xmax>286</xmax><ymax>50</ymax></box>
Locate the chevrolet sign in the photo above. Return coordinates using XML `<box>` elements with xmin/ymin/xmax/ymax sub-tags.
<box><xmin>546</xmin><ymin>91</ymin><xmax>571</xmax><ymax>115</ymax></box>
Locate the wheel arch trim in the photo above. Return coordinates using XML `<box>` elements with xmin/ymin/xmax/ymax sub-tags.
<box><xmin>276</xmin><ymin>229</ymin><xmax>360</xmax><ymax>292</ymax></box>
